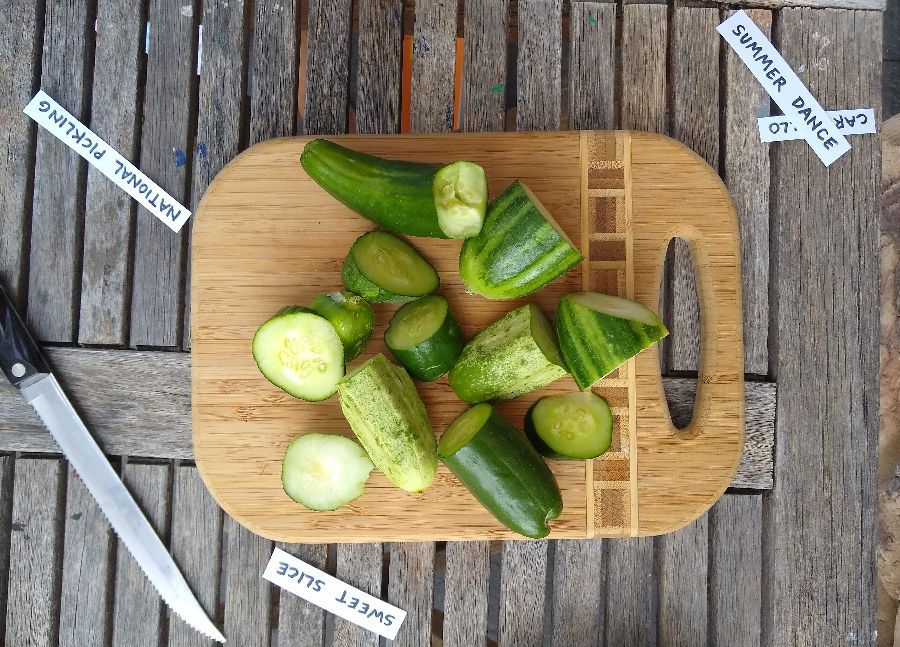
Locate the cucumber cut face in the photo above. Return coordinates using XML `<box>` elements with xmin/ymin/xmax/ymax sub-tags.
<box><xmin>385</xmin><ymin>295</ymin><xmax>448</xmax><ymax>350</ymax></box>
<box><xmin>525</xmin><ymin>392</ymin><xmax>613</xmax><ymax>460</ymax></box>
<box><xmin>281</xmin><ymin>434</ymin><xmax>375</xmax><ymax>511</ymax></box>
<box><xmin>437</xmin><ymin>402</ymin><xmax>493</xmax><ymax>457</ymax></box>
<box><xmin>433</xmin><ymin>161</ymin><xmax>488</xmax><ymax>239</ymax></box>
<box><xmin>308</xmin><ymin>291</ymin><xmax>375</xmax><ymax>362</ymax></box>
<box><xmin>385</xmin><ymin>295</ymin><xmax>464</xmax><ymax>382</ymax></box>
<box><xmin>252</xmin><ymin>306</ymin><xmax>345</xmax><ymax>401</ymax></box>
<box><xmin>343</xmin><ymin>231</ymin><xmax>439</xmax><ymax>303</ymax></box>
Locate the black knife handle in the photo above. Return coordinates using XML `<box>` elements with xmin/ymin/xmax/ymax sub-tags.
<box><xmin>0</xmin><ymin>284</ymin><xmax>50</xmax><ymax>387</ymax></box>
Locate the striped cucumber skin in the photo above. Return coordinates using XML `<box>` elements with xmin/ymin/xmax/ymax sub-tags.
<box><xmin>439</xmin><ymin>404</ymin><xmax>563</xmax><ymax>539</ymax></box>
<box><xmin>337</xmin><ymin>354</ymin><xmax>437</xmax><ymax>492</ymax></box>
<box><xmin>448</xmin><ymin>304</ymin><xmax>568</xmax><ymax>403</ymax></box>
<box><xmin>308</xmin><ymin>292</ymin><xmax>374</xmax><ymax>362</ymax></box>
<box><xmin>386</xmin><ymin>296</ymin><xmax>464</xmax><ymax>382</ymax></box>
<box><xmin>556</xmin><ymin>294</ymin><xmax>669</xmax><ymax>390</ymax></box>
<box><xmin>459</xmin><ymin>180</ymin><xmax>583</xmax><ymax>299</ymax></box>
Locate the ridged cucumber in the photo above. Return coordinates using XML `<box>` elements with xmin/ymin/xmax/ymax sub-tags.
<box><xmin>337</xmin><ymin>354</ymin><xmax>438</xmax><ymax>492</ymax></box>
<box><xmin>459</xmin><ymin>180</ymin><xmax>583</xmax><ymax>299</ymax></box>
<box><xmin>448</xmin><ymin>304</ymin><xmax>568</xmax><ymax>403</ymax></box>
<box><xmin>385</xmin><ymin>295</ymin><xmax>463</xmax><ymax>382</ymax></box>
<box><xmin>556</xmin><ymin>292</ymin><xmax>669</xmax><ymax>390</ymax></box>
<box><xmin>300</xmin><ymin>139</ymin><xmax>488</xmax><ymax>239</ymax></box>
<box><xmin>342</xmin><ymin>231</ymin><xmax>440</xmax><ymax>303</ymax></box>
<box><xmin>308</xmin><ymin>292</ymin><xmax>374</xmax><ymax>362</ymax></box>
<box><xmin>524</xmin><ymin>392</ymin><xmax>613</xmax><ymax>460</ymax></box>
<box><xmin>438</xmin><ymin>403</ymin><xmax>563</xmax><ymax>539</ymax></box>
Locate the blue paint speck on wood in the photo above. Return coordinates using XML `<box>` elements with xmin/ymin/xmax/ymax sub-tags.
<box><xmin>174</xmin><ymin>149</ymin><xmax>186</xmax><ymax>167</ymax></box>
<box><xmin>145</xmin><ymin>22</ymin><xmax>150</xmax><ymax>53</ymax></box>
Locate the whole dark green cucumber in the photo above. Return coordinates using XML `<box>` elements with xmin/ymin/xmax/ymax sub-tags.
<box><xmin>300</xmin><ymin>139</ymin><xmax>488</xmax><ymax>239</ymax></box>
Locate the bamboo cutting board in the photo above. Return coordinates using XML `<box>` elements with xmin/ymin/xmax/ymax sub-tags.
<box><xmin>191</xmin><ymin>131</ymin><xmax>744</xmax><ymax>541</ymax></box>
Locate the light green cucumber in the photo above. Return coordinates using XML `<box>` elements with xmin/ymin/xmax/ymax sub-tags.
<box><xmin>342</xmin><ymin>230</ymin><xmax>440</xmax><ymax>303</ymax></box>
<box><xmin>281</xmin><ymin>434</ymin><xmax>375</xmax><ymax>511</ymax></box>
<box><xmin>308</xmin><ymin>292</ymin><xmax>374</xmax><ymax>362</ymax></box>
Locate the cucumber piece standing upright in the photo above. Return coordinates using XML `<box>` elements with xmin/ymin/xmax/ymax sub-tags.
<box><xmin>301</xmin><ymin>139</ymin><xmax>488</xmax><ymax>239</ymax></box>
<box><xmin>385</xmin><ymin>295</ymin><xmax>464</xmax><ymax>382</ymax></box>
<box><xmin>337</xmin><ymin>354</ymin><xmax>438</xmax><ymax>492</ymax></box>
<box><xmin>342</xmin><ymin>230</ymin><xmax>440</xmax><ymax>303</ymax></box>
<box><xmin>438</xmin><ymin>403</ymin><xmax>563</xmax><ymax>539</ymax></box>
<box><xmin>281</xmin><ymin>434</ymin><xmax>375</xmax><ymax>511</ymax></box>
<box><xmin>308</xmin><ymin>291</ymin><xmax>375</xmax><ymax>362</ymax></box>
<box><xmin>459</xmin><ymin>180</ymin><xmax>583</xmax><ymax>299</ymax></box>
<box><xmin>448</xmin><ymin>304</ymin><xmax>568</xmax><ymax>403</ymax></box>
<box><xmin>556</xmin><ymin>292</ymin><xmax>669</xmax><ymax>390</ymax></box>
<box><xmin>524</xmin><ymin>392</ymin><xmax>613</xmax><ymax>460</ymax></box>
<box><xmin>252</xmin><ymin>306</ymin><xmax>345</xmax><ymax>401</ymax></box>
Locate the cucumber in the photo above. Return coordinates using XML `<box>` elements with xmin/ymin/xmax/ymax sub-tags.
<box><xmin>556</xmin><ymin>292</ymin><xmax>669</xmax><ymax>390</ymax></box>
<box><xmin>308</xmin><ymin>291</ymin><xmax>374</xmax><ymax>362</ymax></box>
<box><xmin>438</xmin><ymin>403</ymin><xmax>563</xmax><ymax>539</ymax></box>
<box><xmin>524</xmin><ymin>392</ymin><xmax>613</xmax><ymax>460</ymax></box>
<box><xmin>281</xmin><ymin>434</ymin><xmax>375</xmax><ymax>511</ymax></box>
<box><xmin>252</xmin><ymin>306</ymin><xmax>344</xmax><ymax>401</ymax></box>
<box><xmin>342</xmin><ymin>231</ymin><xmax>440</xmax><ymax>303</ymax></box>
<box><xmin>448</xmin><ymin>304</ymin><xmax>568</xmax><ymax>403</ymax></box>
<box><xmin>385</xmin><ymin>295</ymin><xmax>463</xmax><ymax>382</ymax></box>
<box><xmin>337</xmin><ymin>354</ymin><xmax>438</xmax><ymax>492</ymax></box>
<box><xmin>300</xmin><ymin>139</ymin><xmax>488</xmax><ymax>239</ymax></box>
<box><xmin>459</xmin><ymin>180</ymin><xmax>583</xmax><ymax>299</ymax></box>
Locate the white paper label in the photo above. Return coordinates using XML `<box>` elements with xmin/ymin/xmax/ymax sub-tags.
<box><xmin>717</xmin><ymin>10</ymin><xmax>850</xmax><ymax>166</ymax></box>
<box><xmin>263</xmin><ymin>547</ymin><xmax>407</xmax><ymax>640</ymax></box>
<box><xmin>759</xmin><ymin>108</ymin><xmax>876</xmax><ymax>142</ymax></box>
<box><xmin>23</xmin><ymin>90</ymin><xmax>191</xmax><ymax>233</ymax></box>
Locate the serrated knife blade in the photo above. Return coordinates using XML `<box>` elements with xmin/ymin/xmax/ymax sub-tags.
<box><xmin>0</xmin><ymin>285</ymin><xmax>225</xmax><ymax>643</ymax></box>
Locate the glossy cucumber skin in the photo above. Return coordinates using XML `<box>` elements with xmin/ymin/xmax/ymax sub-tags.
<box><xmin>387</xmin><ymin>301</ymin><xmax>464</xmax><ymax>382</ymax></box>
<box><xmin>439</xmin><ymin>405</ymin><xmax>563</xmax><ymax>539</ymax></box>
<box><xmin>301</xmin><ymin>139</ymin><xmax>446</xmax><ymax>238</ymax></box>
<box><xmin>459</xmin><ymin>180</ymin><xmax>583</xmax><ymax>299</ymax></box>
<box><xmin>342</xmin><ymin>250</ymin><xmax>417</xmax><ymax>303</ymax></box>
<box><xmin>308</xmin><ymin>292</ymin><xmax>374</xmax><ymax>362</ymax></box>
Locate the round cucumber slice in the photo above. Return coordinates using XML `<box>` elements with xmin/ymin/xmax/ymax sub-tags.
<box><xmin>433</xmin><ymin>161</ymin><xmax>488</xmax><ymax>239</ymax></box>
<box><xmin>437</xmin><ymin>402</ymin><xmax>493</xmax><ymax>457</ymax></box>
<box><xmin>385</xmin><ymin>295</ymin><xmax>448</xmax><ymax>350</ymax></box>
<box><xmin>342</xmin><ymin>231</ymin><xmax>440</xmax><ymax>303</ymax></box>
<box><xmin>385</xmin><ymin>295</ymin><xmax>464</xmax><ymax>382</ymax></box>
<box><xmin>281</xmin><ymin>434</ymin><xmax>375</xmax><ymax>511</ymax></box>
<box><xmin>252</xmin><ymin>306</ymin><xmax>345</xmax><ymax>401</ymax></box>
<box><xmin>524</xmin><ymin>392</ymin><xmax>613</xmax><ymax>460</ymax></box>
<box><xmin>308</xmin><ymin>291</ymin><xmax>374</xmax><ymax>362</ymax></box>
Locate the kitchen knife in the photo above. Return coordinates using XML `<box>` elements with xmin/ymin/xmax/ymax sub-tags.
<box><xmin>0</xmin><ymin>284</ymin><xmax>225</xmax><ymax>643</ymax></box>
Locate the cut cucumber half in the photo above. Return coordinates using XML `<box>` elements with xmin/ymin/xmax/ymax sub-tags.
<box><xmin>252</xmin><ymin>306</ymin><xmax>345</xmax><ymax>401</ymax></box>
<box><xmin>281</xmin><ymin>433</ymin><xmax>375</xmax><ymax>511</ymax></box>
<box><xmin>342</xmin><ymin>231</ymin><xmax>440</xmax><ymax>303</ymax></box>
<box><xmin>524</xmin><ymin>392</ymin><xmax>613</xmax><ymax>460</ymax></box>
<box><xmin>308</xmin><ymin>291</ymin><xmax>375</xmax><ymax>362</ymax></box>
<box><xmin>433</xmin><ymin>161</ymin><xmax>489</xmax><ymax>238</ymax></box>
<box><xmin>385</xmin><ymin>295</ymin><xmax>464</xmax><ymax>382</ymax></box>
<box><xmin>556</xmin><ymin>292</ymin><xmax>669</xmax><ymax>390</ymax></box>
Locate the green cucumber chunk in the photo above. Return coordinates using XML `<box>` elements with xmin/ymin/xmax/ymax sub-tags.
<box><xmin>438</xmin><ymin>404</ymin><xmax>563</xmax><ymax>539</ymax></box>
<box><xmin>525</xmin><ymin>392</ymin><xmax>613</xmax><ymax>460</ymax></box>
<box><xmin>385</xmin><ymin>295</ymin><xmax>464</xmax><ymax>382</ymax></box>
<box><xmin>342</xmin><ymin>231</ymin><xmax>439</xmax><ymax>303</ymax></box>
<box><xmin>433</xmin><ymin>161</ymin><xmax>488</xmax><ymax>239</ymax></box>
<box><xmin>281</xmin><ymin>433</ymin><xmax>375</xmax><ymax>511</ymax></box>
<box><xmin>308</xmin><ymin>291</ymin><xmax>374</xmax><ymax>362</ymax></box>
<box><xmin>252</xmin><ymin>306</ymin><xmax>344</xmax><ymax>401</ymax></box>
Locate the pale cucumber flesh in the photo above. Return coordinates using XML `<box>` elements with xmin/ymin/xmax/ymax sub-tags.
<box><xmin>433</xmin><ymin>161</ymin><xmax>488</xmax><ymax>239</ymax></box>
<box><xmin>529</xmin><ymin>305</ymin><xmax>567</xmax><ymax>368</ymax></box>
<box><xmin>350</xmin><ymin>231</ymin><xmax>439</xmax><ymax>297</ymax></box>
<box><xmin>437</xmin><ymin>402</ymin><xmax>492</xmax><ymax>457</ymax></box>
<box><xmin>385</xmin><ymin>295</ymin><xmax>448</xmax><ymax>351</ymax></box>
<box><xmin>530</xmin><ymin>392</ymin><xmax>612</xmax><ymax>459</ymax></box>
<box><xmin>565</xmin><ymin>291</ymin><xmax>663</xmax><ymax>328</ymax></box>
<box><xmin>281</xmin><ymin>433</ymin><xmax>374</xmax><ymax>511</ymax></box>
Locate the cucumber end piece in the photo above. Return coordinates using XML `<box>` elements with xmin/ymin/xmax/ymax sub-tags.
<box><xmin>528</xmin><ymin>305</ymin><xmax>567</xmax><ymax>370</ymax></box>
<box><xmin>438</xmin><ymin>403</ymin><xmax>493</xmax><ymax>457</ymax></box>
<box><xmin>281</xmin><ymin>433</ymin><xmax>375</xmax><ymax>511</ymax></box>
<box><xmin>563</xmin><ymin>292</ymin><xmax>668</xmax><ymax>333</ymax></box>
<box><xmin>433</xmin><ymin>162</ymin><xmax>488</xmax><ymax>239</ymax></box>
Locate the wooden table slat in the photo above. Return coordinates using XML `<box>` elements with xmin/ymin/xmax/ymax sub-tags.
<box><xmin>275</xmin><ymin>543</ymin><xmax>328</xmax><ymax>647</ymax></box>
<box><xmin>222</xmin><ymin>518</ymin><xmax>274</xmax><ymax>646</ymax></box>
<box><xmin>409</xmin><ymin>0</ymin><xmax>458</xmax><ymax>133</ymax></box>
<box><xmin>568</xmin><ymin>2</ymin><xmax>615</xmax><ymax>131</ymax></box>
<box><xmin>302</xmin><ymin>0</ymin><xmax>353</xmax><ymax>135</ymax></box>
<box><xmin>459</xmin><ymin>0</ymin><xmax>510</xmax><ymax>133</ymax></box>
<box><xmin>498</xmin><ymin>540</ymin><xmax>550</xmax><ymax>646</ymax></box>
<box><xmin>0</xmin><ymin>455</ymin><xmax>17</xmax><ymax>646</ymax></box>
<box><xmin>550</xmin><ymin>539</ymin><xmax>605</xmax><ymax>647</ymax></box>
<box><xmin>333</xmin><ymin>542</ymin><xmax>382</xmax><ymax>647</ymax></box>
<box><xmin>604</xmin><ymin>536</ymin><xmax>654</xmax><ymax>647</ymax></box>
<box><xmin>388</xmin><ymin>542</ymin><xmax>436</xmax><ymax>647</ymax></box>
<box><xmin>620</xmin><ymin>5</ymin><xmax>667</xmax><ymax>134</ymax></box>
<box><xmin>516</xmin><ymin>0</ymin><xmax>563</xmax><ymax>131</ymax></box>
<box><xmin>657</xmin><ymin>516</ymin><xmax>709</xmax><ymax>647</ymax></box>
<box><xmin>442</xmin><ymin>541</ymin><xmax>491</xmax><ymax>647</ymax></box>
<box><xmin>356</xmin><ymin>0</ymin><xmax>404</xmax><ymax>135</ymax></box>
<box><xmin>250</xmin><ymin>0</ymin><xmax>301</xmax><ymax>142</ymax></box>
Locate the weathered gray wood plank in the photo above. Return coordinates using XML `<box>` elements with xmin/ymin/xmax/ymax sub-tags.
<box><xmin>605</xmin><ymin>537</ymin><xmax>654</xmax><ymax>647</ymax></box>
<box><xmin>458</xmin><ymin>0</ymin><xmax>510</xmax><ymax>133</ymax></box>
<box><xmin>498</xmin><ymin>540</ymin><xmax>549</xmax><ymax>645</ymax></box>
<box><xmin>767</xmin><ymin>9</ymin><xmax>880</xmax><ymax>646</ymax></box>
<box><xmin>58</xmin><ymin>465</ymin><xmax>115</xmax><ymax>647</ymax></box>
<box><xmin>710</xmin><ymin>494</ymin><xmax>762</xmax><ymax>647</ymax></box>
<box><xmin>720</xmin><ymin>0</ymin><xmax>882</xmax><ymax>9</ymax></box>
<box><xmin>130</xmin><ymin>0</ymin><xmax>198</xmax><ymax>348</ymax></box>
<box><xmin>516</xmin><ymin>0</ymin><xmax>562</xmax><ymax>131</ymax></box>
<box><xmin>168</xmin><ymin>464</ymin><xmax>224</xmax><ymax>647</ymax></box>
<box><xmin>442</xmin><ymin>541</ymin><xmax>490</xmax><ymax>647</ymax></box>
<box><xmin>333</xmin><ymin>542</ymin><xmax>382</xmax><ymax>647</ymax></box>
<box><xmin>111</xmin><ymin>462</ymin><xmax>171</xmax><ymax>647</ymax></box>
<box><xmin>388</xmin><ymin>542</ymin><xmax>435</xmax><ymax>647</ymax></box>
<box><xmin>222</xmin><ymin>518</ymin><xmax>273</xmax><ymax>646</ymax></box>
<box><xmin>0</xmin><ymin>455</ymin><xmax>16</xmax><ymax>646</ymax></box>
<box><xmin>568</xmin><ymin>2</ymin><xmax>615</xmax><ymax>131</ymax></box>
<box><xmin>657</xmin><ymin>515</ymin><xmax>708</xmax><ymax>647</ymax></box>
<box><xmin>724</xmin><ymin>9</ymin><xmax>771</xmax><ymax>377</ymax></box>
<box><xmin>276</xmin><ymin>543</ymin><xmax>327</xmax><ymax>647</ymax></box>
<box><xmin>409</xmin><ymin>0</ymin><xmax>458</xmax><ymax>133</ymax></box>
<box><xmin>78</xmin><ymin>0</ymin><xmax>144</xmax><ymax>346</ymax></box>
<box><xmin>356</xmin><ymin>0</ymin><xmax>403</xmax><ymax>134</ymax></box>
<box><xmin>250</xmin><ymin>0</ymin><xmax>300</xmax><ymax>141</ymax></box>
<box><xmin>550</xmin><ymin>539</ymin><xmax>605</xmax><ymax>647</ymax></box>
<box><xmin>27</xmin><ymin>0</ymin><xmax>92</xmax><ymax>342</ymax></box>
<box><xmin>0</xmin><ymin>0</ymin><xmax>42</xmax><ymax>310</ymax></box>
<box><xmin>5</xmin><ymin>458</ymin><xmax>66</xmax><ymax>646</ymax></box>
<box><xmin>620</xmin><ymin>4</ymin><xmax>666</xmax><ymax>134</ymax></box>
<box><xmin>303</xmin><ymin>0</ymin><xmax>353</xmax><ymax>135</ymax></box>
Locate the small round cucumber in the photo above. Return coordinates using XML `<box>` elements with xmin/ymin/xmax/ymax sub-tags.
<box><xmin>252</xmin><ymin>306</ymin><xmax>344</xmax><ymax>401</ymax></box>
<box><xmin>281</xmin><ymin>434</ymin><xmax>375</xmax><ymax>511</ymax></box>
<box><xmin>524</xmin><ymin>392</ymin><xmax>613</xmax><ymax>460</ymax></box>
<box><xmin>308</xmin><ymin>292</ymin><xmax>374</xmax><ymax>362</ymax></box>
<box><xmin>342</xmin><ymin>231</ymin><xmax>440</xmax><ymax>303</ymax></box>
<box><xmin>385</xmin><ymin>295</ymin><xmax>463</xmax><ymax>382</ymax></box>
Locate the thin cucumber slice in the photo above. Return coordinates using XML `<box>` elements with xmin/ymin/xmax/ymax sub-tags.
<box><xmin>437</xmin><ymin>402</ymin><xmax>493</xmax><ymax>457</ymax></box>
<box><xmin>342</xmin><ymin>231</ymin><xmax>440</xmax><ymax>303</ymax></box>
<box><xmin>385</xmin><ymin>295</ymin><xmax>463</xmax><ymax>382</ymax></box>
<box><xmin>252</xmin><ymin>306</ymin><xmax>345</xmax><ymax>401</ymax></box>
<box><xmin>308</xmin><ymin>291</ymin><xmax>375</xmax><ymax>362</ymax></box>
<box><xmin>281</xmin><ymin>434</ymin><xmax>375</xmax><ymax>511</ymax></box>
<box><xmin>524</xmin><ymin>392</ymin><xmax>613</xmax><ymax>460</ymax></box>
<box><xmin>433</xmin><ymin>161</ymin><xmax>488</xmax><ymax>238</ymax></box>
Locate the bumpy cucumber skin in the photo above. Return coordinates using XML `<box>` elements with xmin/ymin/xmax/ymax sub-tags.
<box><xmin>459</xmin><ymin>180</ymin><xmax>583</xmax><ymax>299</ymax></box>
<box><xmin>439</xmin><ymin>405</ymin><xmax>563</xmax><ymax>539</ymax></box>
<box><xmin>308</xmin><ymin>292</ymin><xmax>375</xmax><ymax>362</ymax></box>
<box><xmin>448</xmin><ymin>305</ymin><xmax>568</xmax><ymax>403</ymax></box>
<box><xmin>386</xmin><ymin>297</ymin><xmax>464</xmax><ymax>382</ymax></box>
<box><xmin>556</xmin><ymin>295</ymin><xmax>669</xmax><ymax>390</ymax></box>
<box><xmin>337</xmin><ymin>354</ymin><xmax>438</xmax><ymax>492</ymax></box>
<box><xmin>523</xmin><ymin>394</ymin><xmax>613</xmax><ymax>461</ymax></box>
